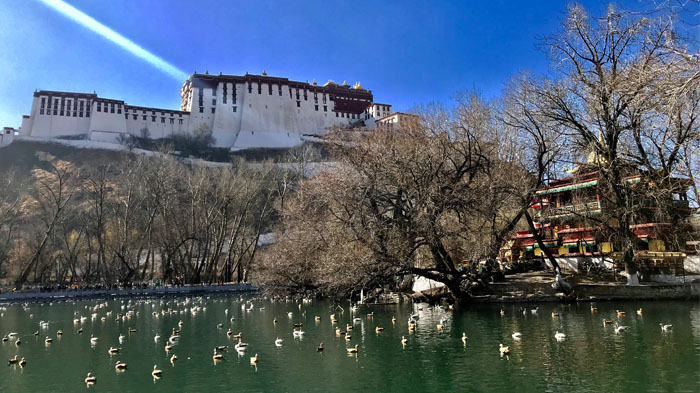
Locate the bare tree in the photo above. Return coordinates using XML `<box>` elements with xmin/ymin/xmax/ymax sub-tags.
<box><xmin>522</xmin><ymin>4</ymin><xmax>698</xmax><ymax>284</ymax></box>
<box><xmin>257</xmin><ymin>93</ymin><xmax>551</xmax><ymax>302</ymax></box>
<box><xmin>16</xmin><ymin>153</ymin><xmax>80</xmax><ymax>286</ymax></box>
<box><xmin>0</xmin><ymin>171</ymin><xmax>22</xmax><ymax>279</ymax></box>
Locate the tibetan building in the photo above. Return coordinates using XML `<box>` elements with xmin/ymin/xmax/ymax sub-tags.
<box><xmin>507</xmin><ymin>165</ymin><xmax>693</xmax><ymax>280</ymax></box>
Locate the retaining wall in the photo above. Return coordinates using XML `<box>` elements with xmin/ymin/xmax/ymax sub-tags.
<box><xmin>0</xmin><ymin>283</ymin><xmax>257</xmax><ymax>302</ymax></box>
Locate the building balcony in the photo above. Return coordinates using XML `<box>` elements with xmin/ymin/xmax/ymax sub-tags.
<box><xmin>630</xmin><ymin>223</ymin><xmax>672</xmax><ymax>240</ymax></box>
<box><xmin>536</xmin><ymin>201</ymin><xmax>602</xmax><ymax>221</ymax></box>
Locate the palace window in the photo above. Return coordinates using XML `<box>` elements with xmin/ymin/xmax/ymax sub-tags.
<box><xmin>110</xmin><ymin>103</ymin><xmax>115</xmax><ymax>113</ymax></box>
<box><xmin>41</xmin><ymin>97</ymin><xmax>46</xmax><ymax>109</ymax></box>
<box><xmin>40</xmin><ymin>109</ymin><xmax>44</xmax><ymax>115</ymax></box>
<box><xmin>211</xmin><ymin>108</ymin><xmax>215</xmax><ymax>113</ymax></box>
<box><xmin>117</xmin><ymin>106</ymin><xmax>121</xmax><ymax>114</ymax></box>
<box><xmin>73</xmin><ymin>110</ymin><xmax>77</xmax><ymax>117</ymax></box>
<box><xmin>142</xmin><ymin>115</ymin><xmax>146</xmax><ymax>120</ymax></box>
<box><xmin>315</xmin><ymin>105</ymin><xmax>318</xmax><ymax>111</ymax></box>
<box><xmin>323</xmin><ymin>106</ymin><xmax>327</xmax><ymax>112</ymax></box>
<box><xmin>170</xmin><ymin>118</ymin><xmax>174</xmax><ymax>124</ymax></box>
<box><xmin>335</xmin><ymin>112</ymin><xmax>338</xmax><ymax>117</ymax></box>
<box><xmin>248</xmin><ymin>82</ymin><xmax>252</xmax><ymax>93</ymax></box>
<box><xmin>257</xmin><ymin>83</ymin><xmax>262</xmax><ymax>94</ymax></box>
<box><xmin>199</xmin><ymin>107</ymin><xmax>204</xmax><ymax>113</ymax></box>
<box><xmin>268</xmin><ymin>85</ymin><xmax>273</xmax><ymax>95</ymax></box>
<box><xmin>212</xmin><ymin>99</ymin><xmax>216</xmax><ymax>105</ymax></box>
<box><xmin>97</xmin><ymin>103</ymin><xmax>101</xmax><ymax>112</ymax></box>
<box><xmin>178</xmin><ymin>119</ymin><xmax>183</xmax><ymax>125</ymax></box>
<box><xmin>151</xmin><ymin>116</ymin><xmax>156</xmax><ymax>122</ymax></box>
<box><xmin>232</xmin><ymin>106</ymin><xmax>237</xmax><ymax>112</ymax></box>
<box><xmin>304</xmin><ymin>91</ymin><xmax>307</xmax><ymax>100</ymax></box>
<box><xmin>296</xmin><ymin>101</ymin><xmax>300</xmax><ymax>108</ymax></box>
<box><xmin>278</xmin><ymin>86</ymin><xmax>282</xmax><ymax>96</ymax></box>
<box><xmin>133</xmin><ymin>115</ymin><xmax>137</xmax><ymax>120</ymax></box>
<box><xmin>161</xmin><ymin>117</ymin><xmax>165</xmax><ymax>123</ymax></box>
<box><xmin>223</xmin><ymin>84</ymin><xmax>227</xmax><ymax>104</ymax></box>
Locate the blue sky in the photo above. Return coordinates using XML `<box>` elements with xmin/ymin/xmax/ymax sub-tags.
<box><xmin>0</xmin><ymin>0</ymin><xmax>696</xmax><ymax>128</ymax></box>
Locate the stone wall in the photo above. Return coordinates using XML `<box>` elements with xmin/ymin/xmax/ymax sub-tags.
<box><xmin>685</xmin><ymin>255</ymin><xmax>700</xmax><ymax>274</ymax></box>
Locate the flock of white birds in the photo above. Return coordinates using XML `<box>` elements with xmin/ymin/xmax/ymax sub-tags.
<box><xmin>1</xmin><ymin>297</ymin><xmax>675</xmax><ymax>386</ymax></box>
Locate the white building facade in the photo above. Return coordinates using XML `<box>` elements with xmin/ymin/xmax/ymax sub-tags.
<box><xmin>17</xmin><ymin>72</ymin><xmax>391</xmax><ymax>150</ymax></box>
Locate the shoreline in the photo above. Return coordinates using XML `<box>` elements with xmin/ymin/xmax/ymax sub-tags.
<box><xmin>0</xmin><ymin>283</ymin><xmax>257</xmax><ymax>303</ymax></box>
<box><xmin>413</xmin><ymin>273</ymin><xmax>700</xmax><ymax>304</ymax></box>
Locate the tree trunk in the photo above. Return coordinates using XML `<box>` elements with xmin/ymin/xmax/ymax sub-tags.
<box><xmin>523</xmin><ymin>210</ymin><xmax>561</xmax><ymax>273</ymax></box>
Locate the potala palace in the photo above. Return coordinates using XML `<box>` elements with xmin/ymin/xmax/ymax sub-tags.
<box><xmin>8</xmin><ymin>71</ymin><xmax>401</xmax><ymax>150</ymax></box>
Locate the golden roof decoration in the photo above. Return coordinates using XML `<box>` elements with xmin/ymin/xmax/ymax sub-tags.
<box><xmin>565</xmin><ymin>131</ymin><xmax>608</xmax><ymax>174</ymax></box>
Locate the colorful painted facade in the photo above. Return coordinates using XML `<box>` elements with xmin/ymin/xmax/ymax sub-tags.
<box><xmin>506</xmin><ymin>167</ymin><xmax>694</xmax><ymax>277</ymax></box>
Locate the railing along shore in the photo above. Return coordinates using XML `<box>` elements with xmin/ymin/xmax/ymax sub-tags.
<box><xmin>0</xmin><ymin>283</ymin><xmax>257</xmax><ymax>302</ymax></box>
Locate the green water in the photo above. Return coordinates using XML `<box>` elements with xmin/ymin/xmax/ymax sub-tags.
<box><xmin>0</xmin><ymin>296</ymin><xmax>698</xmax><ymax>392</ymax></box>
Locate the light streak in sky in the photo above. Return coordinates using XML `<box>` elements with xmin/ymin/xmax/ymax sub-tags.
<box><xmin>38</xmin><ymin>0</ymin><xmax>188</xmax><ymax>81</ymax></box>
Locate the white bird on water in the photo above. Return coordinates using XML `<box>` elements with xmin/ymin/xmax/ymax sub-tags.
<box><xmin>554</xmin><ymin>331</ymin><xmax>566</xmax><ymax>341</ymax></box>
<box><xmin>90</xmin><ymin>335</ymin><xmax>99</xmax><ymax>345</ymax></box>
<box><xmin>660</xmin><ymin>323</ymin><xmax>673</xmax><ymax>332</ymax></box>
<box><xmin>275</xmin><ymin>337</ymin><xmax>283</xmax><ymax>346</ymax></box>
<box><xmin>512</xmin><ymin>332</ymin><xmax>522</xmax><ymax>340</ymax></box>
<box><xmin>614</xmin><ymin>324</ymin><xmax>630</xmax><ymax>334</ymax></box>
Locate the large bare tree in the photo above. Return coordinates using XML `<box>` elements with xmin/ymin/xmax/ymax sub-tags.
<box><xmin>521</xmin><ymin>4</ymin><xmax>698</xmax><ymax>284</ymax></box>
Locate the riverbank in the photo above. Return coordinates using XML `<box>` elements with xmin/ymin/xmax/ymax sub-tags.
<box><xmin>0</xmin><ymin>283</ymin><xmax>257</xmax><ymax>302</ymax></box>
<box><xmin>413</xmin><ymin>272</ymin><xmax>700</xmax><ymax>303</ymax></box>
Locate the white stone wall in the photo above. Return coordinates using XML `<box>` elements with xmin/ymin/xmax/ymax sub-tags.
<box><xmin>187</xmin><ymin>81</ymin><xmax>361</xmax><ymax>149</ymax></box>
<box><xmin>19</xmin><ymin>73</ymin><xmax>388</xmax><ymax>150</ymax></box>
<box><xmin>0</xmin><ymin>130</ymin><xmax>14</xmax><ymax>147</ymax></box>
<box><xmin>124</xmin><ymin>108</ymin><xmax>190</xmax><ymax>140</ymax></box>
<box><xmin>685</xmin><ymin>255</ymin><xmax>700</xmax><ymax>274</ymax></box>
<box><xmin>28</xmin><ymin>95</ymin><xmax>92</xmax><ymax>138</ymax></box>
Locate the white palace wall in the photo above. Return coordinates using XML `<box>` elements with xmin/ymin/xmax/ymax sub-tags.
<box><xmin>18</xmin><ymin>72</ymin><xmax>390</xmax><ymax>150</ymax></box>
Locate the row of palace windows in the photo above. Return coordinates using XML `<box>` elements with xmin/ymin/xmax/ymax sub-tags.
<box><xmin>336</xmin><ymin>112</ymin><xmax>358</xmax><ymax>119</ymax></box>
<box><xmin>39</xmin><ymin>97</ymin><xmax>90</xmax><ymax>117</ymax></box>
<box><xmin>242</xmin><ymin>83</ymin><xmax>333</xmax><ymax>104</ymax></box>
<box><xmin>128</xmin><ymin>108</ymin><xmax>184</xmax><ymax>117</ymax></box>
<box><xmin>125</xmin><ymin>113</ymin><xmax>184</xmax><ymax>124</ymax></box>
<box><xmin>95</xmin><ymin>101</ymin><xmax>122</xmax><ymax>114</ymax></box>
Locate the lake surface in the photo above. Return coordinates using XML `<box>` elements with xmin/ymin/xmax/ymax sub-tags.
<box><xmin>0</xmin><ymin>296</ymin><xmax>698</xmax><ymax>392</ymax></box>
